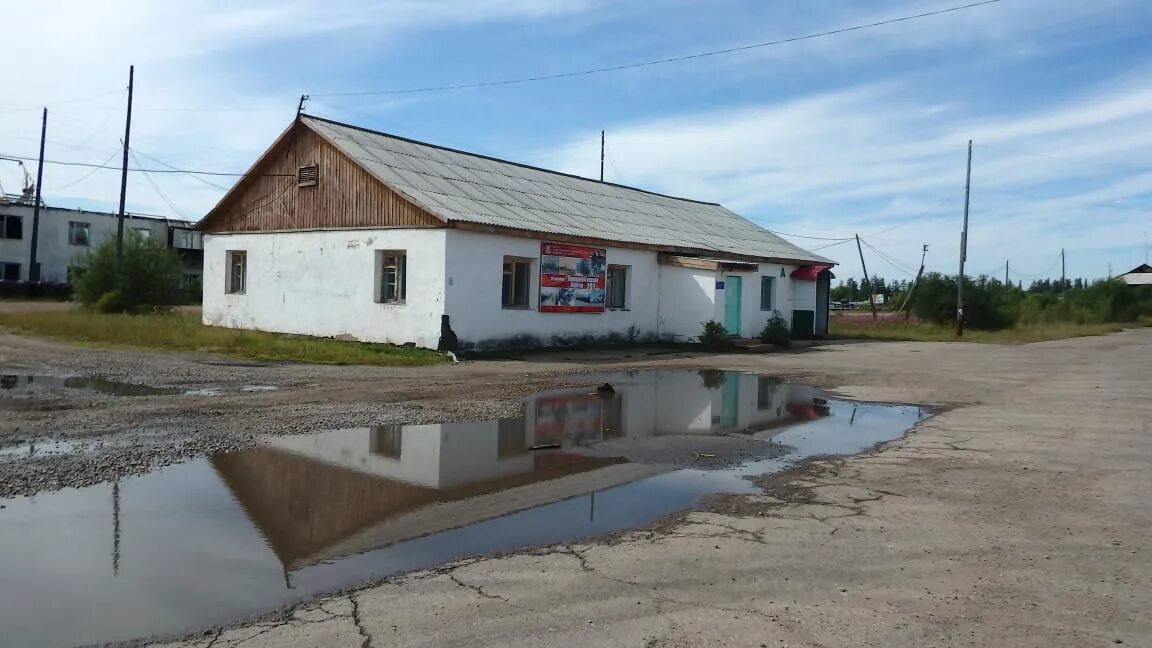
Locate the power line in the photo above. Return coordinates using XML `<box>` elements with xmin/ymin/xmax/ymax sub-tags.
<box><xmin>1007</xmin><ymin>253</ymin><xmax>1063</xmax><ymax>279</ymax></box>
<box><xmin>860</xmin><ymin>239</ymin><xmax>918</xmax><ymax>276</ymax></box>
<box><xmin>0</xmin><ymin>153</ymin><xmax>292</xmax><ymax>178</ymax></box>
<box><xmin>131</xmin><ymin>149</ymin><xmax>232</xmax><ymax>191</ymax></box>
<box><xmin>810</xmin><ymin>239</ymin><xmax>853</xmax><ymax>252</ymax></box>
<box><xmin>311</xmin><ymin>0</ymin><xmax>1003</xmax><ymax>98</ymax></box>
<box><xmin>43</xmin><ymin>151</ymin><xmax>121</xmax><ymax>191</ymax></box>
<box><xmin>761</xmin><ymin>227</ymin><xmax>856</xmax><ymax>241</ymax></box>
<box><xmin>131</xmin><ymin>149</ymin><xmax>187</xmax><ymax>219</ymax></box>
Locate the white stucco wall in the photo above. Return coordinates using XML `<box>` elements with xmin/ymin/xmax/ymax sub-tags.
<box><xmin>203</xmin><ymin>227</ymin><xmax>823</xmax><ymax>349</ymax></box>
<box><xmin>202</xmin><ymin>229</ymin><xmax>447</xmax><ymax>348</ymax></box>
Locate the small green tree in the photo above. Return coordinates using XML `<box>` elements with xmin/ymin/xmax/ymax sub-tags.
<box><xmin>699</xmin><ymin>320</ymin><xmax>732</xmax><ymax>351</ymax></box>
<box><xmin>759</xmin><ymin>310</ymin><xmax>791</xmax><ymax>347</ymax></box>
<box><xmin>71</xmin><ymin>232</ymin><xmax>186</xmax><ymax>313</ymax></box>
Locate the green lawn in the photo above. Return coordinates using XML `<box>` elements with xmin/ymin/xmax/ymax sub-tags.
<box><xmin>0</xmin><ymin>309</ymin><xmax>444</xmax><ymax>366</ymax></box>
<box><xmin>829</xmin><ymin>314</ymin><xmax>1146</xmax><ymax>343</ymax></box>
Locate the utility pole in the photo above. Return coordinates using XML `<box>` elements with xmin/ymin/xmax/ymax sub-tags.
<box><xmin>29</xmin><ymin>108</ymin><xmax>47</xmax><ymax>282</ymax></box>
<box><xmin>1060</xmin><ymin>248</ymin><xmax>1066</xmax><ymax>293</ymax></box>
<box><xmin>599</xmin><ymin>130</ymin><xmax>605</xmax><ymax>182</ymax></box>
<box><xmin>1004</xmin><ymin>260</ymin><xmax>1009</xmax><ymax>286</ymax></box>
<box><xmin>855</xmin><ymin>234</ymin><xmax>877</xmax><ymax>320</ymax></box>
<box><xmin>901</xmin><ymin>244</ymin><xmax>928</xmax><ymax>321</ymax></box>
<box><xmin>956</xmin><ymin>140</ymin><xmax>972</xmax><ymax>337</ymax></box>
<box><xmin>297</xmin><ymin>94</ymin><xmax>309</xmax><ymax>117</ymax></box>
<box><xmin>115</xmin><ymin>65</ymin><xmax>135</xmax><ymax>277</ymax></box>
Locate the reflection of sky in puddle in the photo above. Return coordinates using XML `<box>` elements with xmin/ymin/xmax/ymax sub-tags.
<box><xmin>0</xmin><ymin>370</ymin><xmax>925</xmax><ymax>648</ymax></box>
<box><xmin>0</xmin><ymin>438</ymin><xmax>77</xmax><ymax>458</ymax></box>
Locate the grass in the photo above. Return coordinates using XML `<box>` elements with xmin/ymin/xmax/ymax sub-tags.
<box><xmin>0</xmin><ymin>308</ymin><xmax>444</xmax><ymax>366</ymax></box>
<box><xmin>829</xmin><ymin>313</ymin><xmax>1148</xmax><ymax>344</ymax></box>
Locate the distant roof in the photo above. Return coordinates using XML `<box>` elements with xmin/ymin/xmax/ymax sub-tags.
<box><xmin>301</xmin><ymin>115</ymin><xmax>832</xmax><ymax>264</ymax></box>
<box><xmin>0</xmin><ymin>196</ymin><xmax>194</xmax><ymax>226</ymax></box>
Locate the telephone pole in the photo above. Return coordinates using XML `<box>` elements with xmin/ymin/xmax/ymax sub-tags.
<box><xmin>599</xmin><ymin>130</ymin><xmax>605</xmax><ymax>182</ymax></box>
<box><xmin>901</xmin><ymin>244</ymin><xmax>928</xmax><ymax>321</ymax></box>
<box><xmin>956</xmin><ymin>140</ymin><xmax>972</xmax><ymax>337</ymax></box>
<box><xmin>115</xmin><ymin>65</ymin><xmax>135</xmax><ymax>277</ymax></box>
<box><xmin>29</xmin><ymin>108</ymin><xmax>47</xmax><ymax>282</ymax></box>
<box><xmin>1004</xmin><ymin>260</ymin><xmax>1009</xmax><ymax>286</ymax></box>
<box><xmin>1060</xmin><ymin>248</ymin><xmax>1066</xmax><ymax>293</ymax></box>
<box><xmin>855</xmin><ymin>234</ymin><xmax>877</xmax><ymax>320</ymax></box>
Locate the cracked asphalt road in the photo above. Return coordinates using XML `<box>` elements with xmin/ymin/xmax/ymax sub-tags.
<box><xmin>145</xmin><ymin>328</ymin><xmax>1151</xmax><ymax>648</ymax></box>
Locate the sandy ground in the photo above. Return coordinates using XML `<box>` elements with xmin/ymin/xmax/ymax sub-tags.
<box><xmin>0</xmin><ymin>316</ymin><xmax>1148</xmax><ymax>646</ymax></box>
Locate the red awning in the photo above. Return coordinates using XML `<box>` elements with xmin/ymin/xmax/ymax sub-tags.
<box><xmin>790</xmin><ymin>265</ymin><xmax>831</xmax><ymax>281</ymax></box>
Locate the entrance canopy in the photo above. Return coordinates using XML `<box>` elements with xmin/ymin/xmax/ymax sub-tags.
<box><xmin>790</xmin><ymin>265</ymin><xmax>832</xmax><ymax>281</ymax></box>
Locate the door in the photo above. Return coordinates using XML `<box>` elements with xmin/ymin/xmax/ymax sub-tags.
<box><xmin>723</xmin><ymin>276</ymin><xmax>742</xmax><ymax>336</ymax></box>
<box><xmin>720</xmin><ymin>374</ymin><xmax>740</xmax><ymax>430</ymax></box>
<box><xmin>815</xmin><ymin>271</ymin><xmax>831</xmax><ymax>337</ymax></box>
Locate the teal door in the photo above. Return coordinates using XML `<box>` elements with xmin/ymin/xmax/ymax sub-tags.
<box><xmin>720</xmin><ymin>374</ymin><xmax>740</xmax><ymax>429</ymax></box>
<box><xmin>723</xmin><ymin>276</ymin><xmax>742</xmax><ymax>336</ymax></box>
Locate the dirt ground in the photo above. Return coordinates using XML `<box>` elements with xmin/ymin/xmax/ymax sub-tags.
<box><xmin>1</xmin><ymin>321</ymin><xmax>1149</xmax><ymax>646</ymax></box>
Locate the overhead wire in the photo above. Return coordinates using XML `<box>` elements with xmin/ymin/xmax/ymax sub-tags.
<box><xmin>130</xmin><ymin>149</ymin><xmax>187</xmax><ymax>219</ymax></box>
<box><xmin>0</xmin><ymin>153</ymin><xmax>292</xmax><ymax>178</ymax></box>
<box><xmin>859</xmin><ymin>239</ymin><xmax>918</xmax><ymax>277</ymax></box>
<box><xmin>130</xmin><ymin>149</ymin><xmax>232</xmax><ymax>191</ymax></box>
<box><xmin>310</xmin><ymin>0</ymin><xmax>1003</xmax><ymax>97</ymax></box>
<box><xmin>43</xmin><ymin>151</ymin><xmax>121</xmax><ymax>191</ymax></box>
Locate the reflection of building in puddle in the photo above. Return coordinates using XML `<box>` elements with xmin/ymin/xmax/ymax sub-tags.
<box><xmin>524</xmin><ymin>371</ymin><xmax>830</xmax><ymax>444</ymax></box>
<box><xmin>212</xmin><ymin>422</ymin><xmax>658</xmax><ymax>571</ymax></box>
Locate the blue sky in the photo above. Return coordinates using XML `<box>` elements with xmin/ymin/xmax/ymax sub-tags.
<box><xmin>1</xmin><ymin>0</ymin><xmax>1150</xmax><ymax>282</ymax></box>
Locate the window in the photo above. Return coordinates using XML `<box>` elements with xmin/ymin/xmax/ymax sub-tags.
<box><xmin>370</xmin><ymin>425</ymin><xmax>403</xmax><ymax>458</ymax></box>
<box><xmin>607</xmin><ymin>265</ymin><xmax>629</xmax><ymax>310</ymax></box>
<box><xmin>133</xmin><ymin>227</ymin><xmax>151</xmax><ymax>239</ymax></box>
<box><xmin>1</xmin><ymin>263</ymin><xmax>19</xmax><ymax>281</ymax></box>
<box><xmin>1</xmin><ymin>215</ymin><xmax>22</xmax><ymax>240</ymax></box>
<box><xmin>375</xmin><ymin>251</ymin><xmax>407</xmax><ymax>303</ymax></box>
<box><xmin>297</xmin><ymin>164</ymin><xmax>319</xmax><ymax>187</ymax></box>
<box><xmin>502</xmin><ymin>257</ymin><xmax>532</xmax><ymax>308</ymax></box>
<box><xmin>760</xmin><ymin>276</ymin><xmax>775</xmax><ymax>311</ymax></box>
<box><xmin>226</xmin><ymin>251</ymin><xmax>247</xmax><ymax>294</ymax></box>
<box><xmin>68</xmin><ymin>222</ymin><xmax>90</xmax><ymax>246</ymax></box>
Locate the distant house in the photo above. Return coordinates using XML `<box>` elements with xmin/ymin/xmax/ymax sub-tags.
<box><xmin>1119</xmin><ymin>263</ymin><xmax>1152</xmax><ymax>286</ymax></box>
<box><xmin>197</xmin><ymin>115</ymin><xmax>835</xmax><ymax>350</ymax></box>
<box><xmin>0</xmin><ymin>195</ymin><xmax>203</xmax><ymax>284</ymax></box>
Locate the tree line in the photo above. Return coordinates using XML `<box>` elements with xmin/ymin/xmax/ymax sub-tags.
<box><xmin>832</xmin><ymin>274</ymin><xmax>1152</xmax><ymax>331</ymax></box>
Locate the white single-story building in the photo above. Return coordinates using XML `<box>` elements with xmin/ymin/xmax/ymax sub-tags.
<box><xmin>199</xmin><ymin>115</ymin><xmax>835</xmax><ymax>350</ymax></box>
<box><xmin>1119</xmin><ymin>263</ymin><xmax>1152</xmax><ymax>286</ymax></box>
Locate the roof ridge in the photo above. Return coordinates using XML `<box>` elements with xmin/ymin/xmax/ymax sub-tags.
<box><xmin>300</xmin><ymin>113</ymin><xmax>723</xmax><ymax>207</ymax></box>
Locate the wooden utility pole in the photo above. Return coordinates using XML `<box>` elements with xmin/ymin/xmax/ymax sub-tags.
<box><xmin>956</xmin><ymin>140</ymin><xmax>972</xmax><ymax>337</ymax></box>
<box><xmin>296</xmin><ymin>94</ymin><xmax>309</xmax><ymax>117</ymax></box>
<box><xmin>1060</xmin><ymin>248</ymin><xmax>1066</xmax><ymax>293</ymax></box>
<box><xmin>901</xmin><ymin>244</ymin><xmax>928</xmax><ymax>321</ymax></box>
<box><xmin>29</xmin><ymin>108</ymin><xmax>47</xmax><ymax>282</ymax></box>
<box><xmin>599</xmin><ymin>130</ymin><xmax>605</xmax><ymax>182</ymax></box>
<box><xmin>855</xmin><ymin>234</ymin><xmax>877</xmax><ymax>319</ymax></box>
<box><xmin>115</xmin><ymin>65</ymin><xmax>135</xmax><ymax>276</ymax></box>
<box><xmin>1004</xmin><ymin>260</ymin><xmax>1009</xmax><ymax>286</ymax></box>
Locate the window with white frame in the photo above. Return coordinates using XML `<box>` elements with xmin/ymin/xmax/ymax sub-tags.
<box><xmin>226</xmin><ymin>251</ymin><xmax>247</xmax><ymax>294</ymax></box>
<box><xmin>607</xmin><ymin>265</ymin><xmax>629</xmax><ymax>310</ymax></box>
<box><xmin>760</xmin><ymin>276</ymin><xmax>775</xmax><ymax>311</ymax></box>
<box><xmin>375</xmin><ymin>251</ymin><xmax>407</xmax><ymax>303</ymax></box>
<box><xmin>502</xmin><ymin>257</ymin><xmax>532</xmax><ymax>308</ymax></box>
<box><xmin>68</xmin><ymin>222</ymin><xmax>90</xmax><ymax>246</ymax></box>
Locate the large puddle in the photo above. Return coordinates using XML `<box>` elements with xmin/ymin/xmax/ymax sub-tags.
<box><xmin>0</xmin><ymin>370</ymin><xmax>926</xmax><ymax>647</ymax></box>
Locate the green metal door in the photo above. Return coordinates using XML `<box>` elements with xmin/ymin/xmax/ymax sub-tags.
<box><xmin>723</xmin><ymin>276</ymin><xmax>742</xmax><ymax>336</ymax></box>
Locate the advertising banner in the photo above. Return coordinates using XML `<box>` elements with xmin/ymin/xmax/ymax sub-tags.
<box><xmin>539</xmin><ymin>242</ymin><xmax>607</xmax><ymax>313</ymax></box>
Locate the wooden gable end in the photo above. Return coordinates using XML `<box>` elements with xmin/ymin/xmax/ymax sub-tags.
<box><xmin>201</xmin><ymin>123</ymin><xmax>444</xmax><ymax>233</ymax></box>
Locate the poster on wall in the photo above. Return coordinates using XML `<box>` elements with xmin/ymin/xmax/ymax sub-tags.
<box><xmin>539</xmin><ymin>242</ymin><xmax>607</xmax><ymax>313</ymax></box>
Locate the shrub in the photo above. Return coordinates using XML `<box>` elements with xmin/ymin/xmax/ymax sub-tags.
<box><xmin>699</xmin><ymin>320</ymin><xmax>731</xmax><ymax>351</ymax></box>
<box><xmin>71</xmin><ymin>232</ymin><xmax>186</xmax><ymax>313</ymax></box>
<box><xmin>759</xmin><ymin>311</ymin><xmax>791</xmax><ymax>347</ymax></box>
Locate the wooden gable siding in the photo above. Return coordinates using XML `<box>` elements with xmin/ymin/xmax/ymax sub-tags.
<box><xmin>202</xmin><ymin>124</ymin><xmax>444</xmax><ymax>233</ymax></box>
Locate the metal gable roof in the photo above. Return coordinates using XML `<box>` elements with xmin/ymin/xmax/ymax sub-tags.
<box><xmin>302</xmin><ymin>115</ymin><xmax>833</xmax><ymax>264</ymax></box>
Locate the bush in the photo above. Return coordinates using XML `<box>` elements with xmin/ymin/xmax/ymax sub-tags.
<box><xmin>699</xmin><ymin>320</ymin><xmax>731</xmax><ymax>351</ymax></box>
<box><xmin>759</xmin><ymin>311</ymin><xmax>791</xmax><ymax>347</ymax></box>
<box><xmin>71</xmin><ymin>232</ymin><xmax>186</xmax><ymax>313</ymax></box>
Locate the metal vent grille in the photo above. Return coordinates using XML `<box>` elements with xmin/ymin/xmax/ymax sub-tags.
<box><xmin>297</xmin><ymin>164</ymin><xmax>319</xmax><ymax>187</ymax></box>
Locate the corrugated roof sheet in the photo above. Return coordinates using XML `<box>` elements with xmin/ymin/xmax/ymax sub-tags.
<box><xmin>303</xmin><ymin>116</ymin><xmax>833</xmax><ymax>264</ymax></box>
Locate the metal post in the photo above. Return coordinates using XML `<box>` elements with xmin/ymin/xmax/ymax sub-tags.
<box><xmin>599</xmin><ymin>130</ymin><xmax>605</xmax><ymax>182</ymax></box>
<box><xmin>1060</xmin><ymin>248</ymin><xmax>1066</xmax><ymax>293</ymax></box>
<box><xmin>1004</xmin><ymin>260</ymin><xmax>1009</xmax><ymax>286</ymax></box>
<box><xmin>115</xmin><ymin>65</ymin><xmax>135</xmax><ymax>278</ymax></box>
<box><xmin>29</xmin><ymin>108</ymin><xmax>47</xmax><ymax>282</ymax></box>
<box><xmin>855</xmin><ymin>234</ymin><xmax>877</xmax><ymax>320</ymax></box>
<box><xmin>956</xmin><ymin>140</ymin><xmax>972</xmax><ymax>337</ymax></box>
